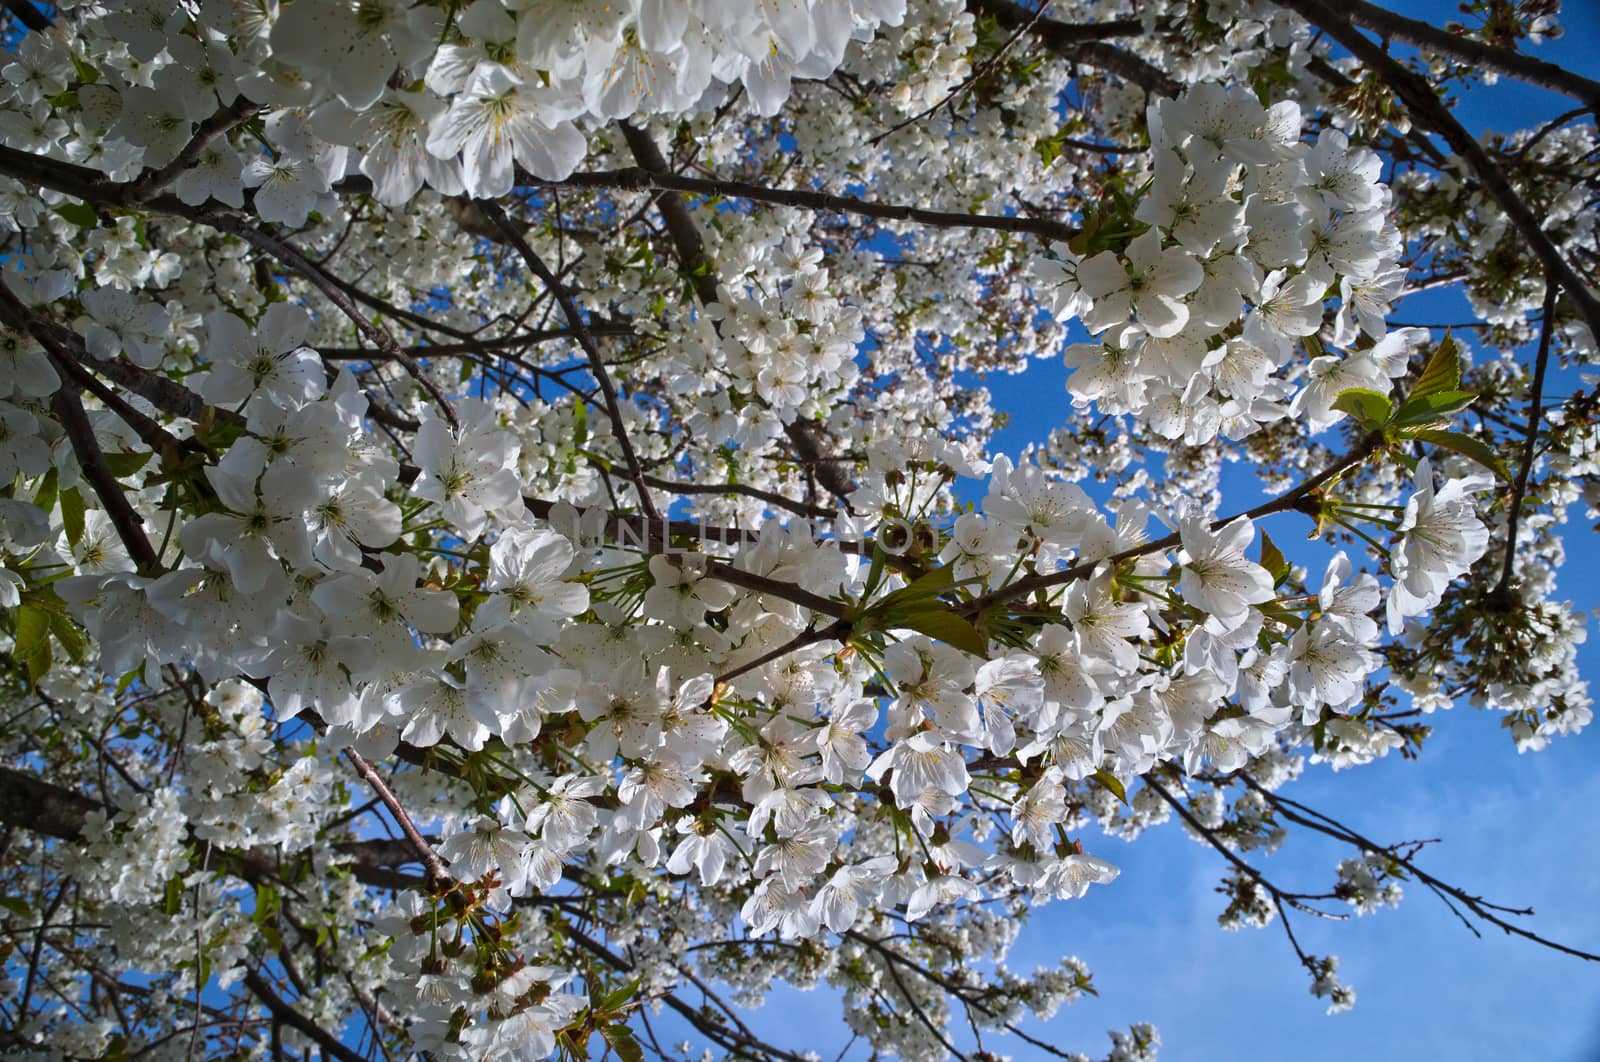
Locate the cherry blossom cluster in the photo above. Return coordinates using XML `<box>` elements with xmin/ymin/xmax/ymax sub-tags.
<box><xmin>1036</xmin><ymin>83</ymin><xmax>1409</xmax><ymax>447</ymax></box>
<box><xmin>1</xmin><ymin>0</ymin><xmax>1595</xmax><ymax>1058</ymax></box>
<box><xmin>0</xmin><ymin>0</ymin><xmax>909</xmax><ymax>214</ymax></box>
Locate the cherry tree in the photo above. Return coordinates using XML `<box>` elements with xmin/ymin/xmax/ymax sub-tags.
<box><xmin>0</xmin><ymin>0</ymin><xmax>1596</xmax><ymax>1057</ymax></box>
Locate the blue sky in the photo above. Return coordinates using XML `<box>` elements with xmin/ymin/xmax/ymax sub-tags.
<box><xmin>660</xmin><ymin>4</ymin><xmax>1600</xmax><ymax>1059</ymax></box>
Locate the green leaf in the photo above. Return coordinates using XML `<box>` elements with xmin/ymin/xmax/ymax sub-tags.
<box><xmin>59</xmin><ymin>487</ymin><xmax>85</xmax><ymax>548</ymax></box>
<box><xmin>1407</xmin><ymin>428</ymin><xmax>1511</xmax><ymax>479</ymax></box>
<box><xmin>251</xmin><ymin>884</ymin><xmax>281</xmax><ymax>925</ymax></box>
<box><xmin>163</xmin><ymin>875</ymin><xmax>184</xmax><ymax>917</ymax></box>
<box><xmin>861</xmin><ymin>544</ymin><xmax>888</xmax><ymax>602</ymax></box>
<box><xmin>33</xmin><ymin>468</ymin><xmax>58</xmax><ymax>517</ymax></box>
<box><xmin>577</xmin><ymin>449</ymin><xmax>612</xmax><ymax>474</ymax></box>
<box><xmin>1411</xmin><ymin>332</ymin><xmax>1461</xmax><ymax>398</ymax></box>
<box><xmin>1091</xmin><ymin>768</ymin><xmax>1128</xmax><ymax>806</ymax></box>
<box><xmin>1392</xmin><ymin>390</ymin><xmax>1476</xmax><ymax>428</ymax></box>
<box><xmin>48</xmin><ymin>612</ymin><xmax>86</xmax><ymax>665</ymax></box>
<box><xmin>1257</xmin><ymin>601</ymin><xmax>1305</xmax><ymax>630</ymax></box>
<box><xmin>1035</xmin><ymin>128</ymin><xmax>1068</xmax><ymax>167</ymax></box>
<box><xmin>560</xmin><ymin>1030</ymin><xmax>590</xmax><ymax>1061</ymax></box>
<box><xmin>1259</xmin><ymin>531</ymin><xmax>1288</xmax><ymax>587</ymax></box>
<box><xmin>601</xmin><ymin>1025</ymin><xmax>643</xmax><ymax>1062</ymax></box>
<box><xmin>15</xmin><ymin>605</ymin><xmax>51</xmax><ymax>684</ymax></box>
<box><xmin>102</xmin><ymin>451</ymin><xmax>154</xmax><ymax>477</ymax></box>
<box><xmin>0</xmin><ymin>896</ymin><xmax>32</xmax><ymax>920</ymax></box>
<box><xmin>1330</xmin><ymin>388</ymin><xmax>1393</xmax><ymax>429</ymax></box>
<box><xmin>572</xmin><ymin>396</ymin><xmax>588</xmax><ymax>448</ymax></box>
<box><xmin>599</xmin><ymin>977</ymin><xmax>640</xmax><ymax>1013</ymax></box>
<box><xmin>874</xmin><ymin>564</ymin><xmax>954</xmax><ymax>611</ymax></box>
<box><xmin>53</xmin><ymin>202</ymin><xmax>98</xmax><ymax>230</ymax></box>
<box><xmin>70</xmin><ymin>53</ymin><xmax>100</xmax><ymax>85</ymax></box>
<box><xmin>892</xmin><ymin>607</ymin><xmax>989</xmax><ymax>657</ymax></box>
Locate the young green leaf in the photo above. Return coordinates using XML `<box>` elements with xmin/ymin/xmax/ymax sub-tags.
<box><xmin>102</xmin><ymin>452</ymin><xmax>154</xmax><ymax>477</ymax></box>
<box><xmin>572</xmin><ymin>397</ymin><xmax>588</xmax><ymax>448</ymax></box>
<box><xmin>892</xmin><ymin>607</ymin><xmax>989</xmax><ymax>657</ymax></box>
<box><xmin>1407</xmin><ymin>428</ymin><xmax>1511</xmax><ymax>479</ymax></box>
<box><xmin>602</xmin><ymin>1025</ymin><xmax>644</xmax><ymax>1062</ymax></box>
<box><xmin>60</xmin><ymin>487</ymin><xmax>86</xmax><ymax>548</ymax></box>
<box><xmin>1091</xmin><ymin>768</ymin><xmax>1128</xmax><ymax>805</ymax></box>
<box><xmin>1259</xmin><ymin>531</ymin><xmax>1288</xmax><ymax>587</ymax></box>
<box><xmin>33</xmin><ymin>468</ymin><xmax>58</xmax><ymax>517</ymax></box>
<box><xmin>1330</xmin><ymin>388</ymin><xmax>1393</xmax><ymax>429</ymax></box>
<box><xmin>54</xmin><ymin>202</ymin><xmax>98</xmax><ymax>230</ymax></box>
<box><xmin>873</xmin><ymin>563</ymin><xmax>955</xmax><ymax>611</ymax></box>
<box><xmin>48</xmin><ymin>612</ymin><xmax>86</xmax><ymax>665</ymax></box>
<box><xmin>1410</xmin><ymin>332</ymin><xmax>1461</xmax><ymax>398</ymax></box>
<box><xmin>861</xmin><ymin>543</ymin><xmax>888</xmax><ymax>601</ymax></box>
<box><xmin>15</xmin><ymin>605</ymin><xmax>51</xmax><ymax>684</ymax></box>
<box><xmin>1392</xmin><ymin>390</ymin><xmax>1476</xmax><ymax>428</ymax></box>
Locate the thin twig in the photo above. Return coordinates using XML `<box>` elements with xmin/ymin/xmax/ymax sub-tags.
<box><xmin>868</xmin><ymin>3</ymin><xmax>1048</xmax><ymax>146</ymax></box>
<box><xmin>479</xmin><ymin>200</ymin><xmax>662</xmax><ymax>528</ymax></box>
<box><xmin>1235</xmin><ymin>774</ymin><xmax>1600</xmax><ymax>961</ymax></box>
<box><xmin>1494</xmin><ymin>277</ymin><xmax>1560</xmax><ymax>599</ymax></box>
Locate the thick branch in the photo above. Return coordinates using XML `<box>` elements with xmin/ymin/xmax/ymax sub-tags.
<box><xmin>2</xmin><ymin>0</ymin><xmax>49</xmax><ymax>31</ymax></box>
<box><xmin>617</xmin><ymin>124</ymin><xmax>861</xmax><ymax>502</ymax></box>
<box><xmin>137</xmin><ymin>98</ymin><xmax>263</xmax><ymax>200</ymax></box>
<box><xmin>549</xmin><ymin>164</ymin><xmax>1080</xmax><ymax>245</ymax></box>
<box><xmin>966</xmin><ymin>0</ymin><xmax>1180</xmax><ymax>96</ymax></box>
<box><xmin>241</xmin><ymin>970</ymin><xmax>369</xmax><ymax>1062</ymax></box>
<box><xmin>0</xmin><ymin>146</ymin><xmax>468</xmax><ymax>425</ymax></box>
<box><xmin>48</xmin><ymin>380</ymin><xmax>163</xmax><ymax>573</ymax></box>
<box><xmin>1339</xmin><ymin>0</ymin><xmax>1600</xmax><ymax>110</ymax></box>
<box><xmin>0</xmin><ymin>765</ymin><xmax>429</xmax><ymax>891</ymax></box>
<box><xmin>1276</xmin><ymin>0</ymin><xmax>1600</xmax><ymax>340</ymax></box>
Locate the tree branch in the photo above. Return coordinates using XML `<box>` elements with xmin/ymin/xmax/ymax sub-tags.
<box><xmin>47</xmin><ymin>379</ymin><xmax>163</xmax><ymax>574</ymax></box>
<box><xmin>241</xmin><ymin>970</ymin><xmax>369</xmax><ymax>1062</ymax></box>
<box><xmin>617</xmin><ymin>124</ymin><xmax>861</xmax><ymax>502</ymax></box>
<box><xmin>1235</xmin><ymin>773</ymin><xmax>1600</xmax><ymax>961</ymax></box>
<box><xmin>1339</xmin><ymin>0</ymin><xmax>1600</xmax><ymax>110</ymax></box>
<box><xmin>478</xmin><ymin>199</ymin><xmax>663</xmax><ymax>528</ymax></box>
<box><xmin>547</xmin><ymin>163</ymin><xmax>1080</xmax><ymax>244</ymax></box>
<box><xmin>966</xmin><ymin>1</ymin><xmax>1180</xmax><ymax>96</ymax></box>
<box><xmin>343</xmin><ymin>749</ymin><xmax>452</xmax><ymax>893</ymax></box>
<box><xmin>1277</xmin><ymin>0</ymin><xmax>1600</xmax><ymax>340</ymax></box>
<box><xmin>1493</xmin><ymin>277</ymin><xmax>1559</xmax><ymax>600</ymax></box>
<box><xmin>2</xmin><ymin>0</ymin><xmax>49</xmax><ymax>32</ymax></box>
